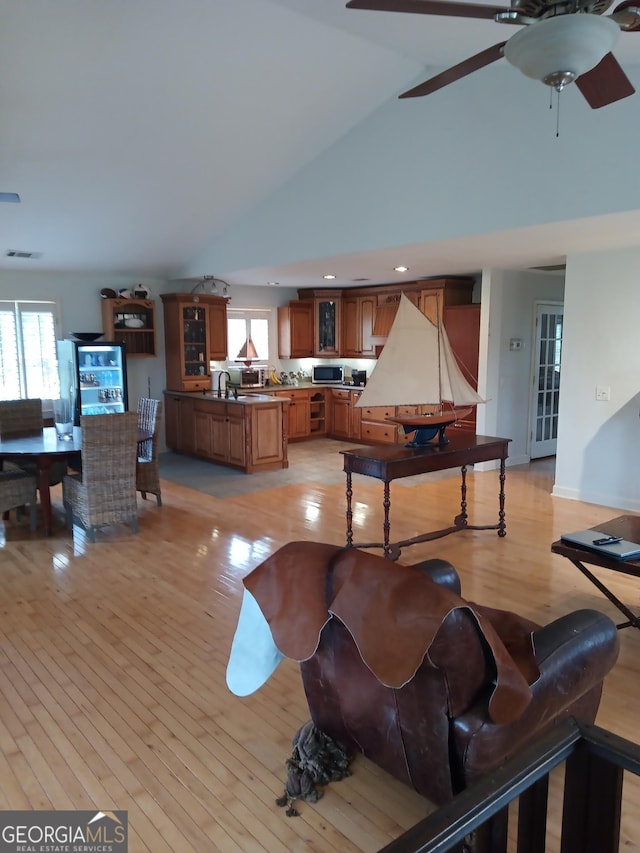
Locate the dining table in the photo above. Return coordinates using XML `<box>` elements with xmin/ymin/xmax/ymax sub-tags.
<box><xmin>0</xmin><ymin>425</ymin><xmax>151</xmax><ymax>536</ymax></box>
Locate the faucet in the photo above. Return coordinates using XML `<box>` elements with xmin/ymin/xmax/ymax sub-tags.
<box><xmin>217</xmin><ymin>370</ymin><xmax>231</xmax><ymax>399</ymax></box>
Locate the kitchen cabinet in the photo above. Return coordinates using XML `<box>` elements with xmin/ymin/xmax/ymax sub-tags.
<box><xmin>164</xmin><ymin>393</ymin><xmax>195</xmax><ymax>455</ymax></box>
<box><xmin>278</xmin><ymin>301</ymin><xmax>313</xmax><ymax>358</ymax></box>
<box><xmin>275</xmin><ymin>388</ymin><xmax>311</xmax><ymax>441</ymax></box>
<box><xmin>309</xmin><ymin>390</ymin><xmax>326</xmax><ymax>437</ymax></box>
<box><xmin>161</xmin><ymin>292</ymin><xmax>228</xmax><ymax>391</ymax></box>
<box><xmin>297</xmin><ymin>289</ymin><xmax>342</xmax><ymax>357</ymax></box>
<box><xmin>101</xmin><ymin>297</ymin><xmax>156</xmax><ymax>357</ymax></box>
<box><xmin>327</xmin><ymin>388</ymin><xmax>358</xmax><ymax>440</ymax></box>
<box><xmin>443</xmin><ymin>303</ymin><xmax>481</xmax><ymax>433</ymax></box>
<box><xmin>359</xmin><ymin>404</ymin><xmax>398</xmax><ymax>444</ymax></box>
<box><xmin>164</xmin><ymin>392</ymin><xmax>286</xmax><ymax>473</ymax></box>
<box><xmin>342</xmin><ymin>293</ymin><xmax>377</xmax><ymax>358</ymax></box>
<box><xmin>371</xmin><ymin>278</ymin><xmax>474</xmax><ymax>337</ymax></box>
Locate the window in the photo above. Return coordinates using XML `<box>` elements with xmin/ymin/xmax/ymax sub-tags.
<box><xmin>0</xmin><ymin>300</ymin><xmax>61</xmax><ymax>403</ymax></box>
<box><xmin>227</xmin><ymin>309</ymin><xmax>270</xmax><ymax>363</ymax></box>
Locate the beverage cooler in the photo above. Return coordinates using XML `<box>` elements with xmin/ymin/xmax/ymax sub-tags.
<box><xmin>56</xmin><ymin>339</ymin><xmax>129</xmax><ymax>425</ymax></box>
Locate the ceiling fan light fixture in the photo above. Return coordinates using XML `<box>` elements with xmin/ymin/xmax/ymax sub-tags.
<box><xmin>504</xmin><ymin>14</ymin><xmax>620</xmax><ymax>90</ymax></box>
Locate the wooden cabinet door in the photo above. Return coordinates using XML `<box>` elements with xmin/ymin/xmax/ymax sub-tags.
<box><xmin>164</xmin><ymin>394</ymin><xmax>195</xmax><ymax>453</ymax></box>
<box><xmin>342</xmin><ymin>296</ymin><xmax>360</xmax><ymax>356</ymax></box>
<box><xmin>210</xmin><ymin>408</ymin><xmax>229</xmax><ymax>462</ymax></box>
<box><xmin>343</xmin><ymin>295</ymin><xmax>376</xmax><ymax>358</ymax></box>
<box><xmin>443</xmin><ymin>303</ymin><xmax>481</xmax><ymax>433</ymax></box>
<box><xmin>329</xmin><ymin>390</ymin><xmax>351</xmax><ymax>439</ymax></box>
<box><xmin>278</xmin><ymin>302</ymin><xmax>313</xmax><ymax>358</ymax></box>
<box><xmin>227</xmin><ymin>413</ymin><xmax>246</xmax><ymax>465</ymax></box>
<box><xmin>249</xmin><ymin>403</ymin><xmax>284</xmax><ymax>468</ymax></box>
<box><xmin>315</xmin><ymin>292</ymin><xmax>341</xmax><ymax>357</ymax></box>
<box><xmin>207</xmin><ymin>300</ymin><xmax>228</xmax><ymax>360</ymax></box>
<box><xmin>359</xmin><ymin>295</ymin><xmax>376</xmax><ymax>357</ymax></box>
<box><xmin>194</xmin><ymin>409</ymin><xmax>213</xmax><ymax>457</ymax></box>
<box><xmin>275</xmin><ymin>389</ymin><xmax>310</xmax><ymax>440</ymax></box>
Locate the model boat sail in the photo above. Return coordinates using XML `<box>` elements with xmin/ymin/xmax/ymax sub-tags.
<box><xmin>355</xmin><ymin>293</ymin><xmax>484</xmax><ymax>445</ymax></box>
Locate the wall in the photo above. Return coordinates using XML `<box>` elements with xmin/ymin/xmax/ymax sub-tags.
<box><xmin>476</xmin><ymin>269</ymin><xmax>565</xmax><ymax>469</ymax></box>
<box><xmin>554</xmin><ymin>247</ymin><xmax>640</xmax><ymax>511</ymax></box>
<box><xmin>184</xmin><ymin>63</ymin><xmax>640</xmax><ymax>279</ymax></box>
<box><xmin>0</xmin><ymin>270</ymin><xmax>167</xmax><ymax>409</ymax></box>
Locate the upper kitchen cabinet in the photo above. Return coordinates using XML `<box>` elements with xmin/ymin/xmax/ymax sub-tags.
<box><xmin>161</xmin><ymin>292</ymin><xmax>228</xmax><ymax>392</ymax></box>
<box><xmin>342</xmin><ymin>293</ymin><xmax>377</xmax><ymax>358</ymax></box>
<box><xmin>298</xmin><ymin>289</ymin><xmax>342</xmax><ymax>358</ymax></box>
<box><xmin>372</xmin><ymin>278</ymin><xmax>475</xmax><ymax>336</ymax></box>
<box><xmin>101</xmin><ymin>297</ymin><xmax>157</xmax><ymax>357</ymax></box>
<box><xmin>278</xmin><ymin>301</ymin><xmax>314</xmax><ymax>358</ymax></box>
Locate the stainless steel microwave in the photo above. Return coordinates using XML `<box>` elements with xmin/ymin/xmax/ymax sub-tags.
<box><xmin>227</xmin><ymin>366</ymin><xmax>267</xmax><ymax>388</ymax></box>
<box><xmin>312</xmin><ymin>364</ymin><xmax>344</xmax><ymax>384</ymax></box>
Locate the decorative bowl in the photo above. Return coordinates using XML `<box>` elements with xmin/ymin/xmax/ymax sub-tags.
<box><xmin>124</xmin><ymin>318</ymin><xmax>145</xmax><ymax>328</ymax></box>
<box><xmin>72</xmin><ymin>332</ymin><xmax>103</xmax><ymax>342</ymax></box>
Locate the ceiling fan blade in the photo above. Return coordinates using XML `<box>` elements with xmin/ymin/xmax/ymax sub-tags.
<box><xmin>576</xmin><ymin>52</ymin><xmax>635</xmax><ymax>109</ymax></box>
<box><xmin>346</xmin><ymin>0</ymin><xmax>508</xmax><ymax>21</ymax></box>
<box><xmin>399</xmin><ymin>41</ymin><xmax>506</xmax><ymax>98</ymax></box>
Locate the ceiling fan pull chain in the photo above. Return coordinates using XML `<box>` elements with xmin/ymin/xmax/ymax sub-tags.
<box><xmin>556</xmin><ymin>89</ymin><xmax>561</xmax><ymax>138</ymax></box>
<box><xmin>549</xmin><ymin>87</ymin><xmax>553</xmax><ymax>110</ymax></box>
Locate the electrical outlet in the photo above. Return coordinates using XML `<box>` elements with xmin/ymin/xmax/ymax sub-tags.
<box><xmin>596</xmin><ymin>386</ymin><xmax>611</xmax><ymax>401</ymax></box>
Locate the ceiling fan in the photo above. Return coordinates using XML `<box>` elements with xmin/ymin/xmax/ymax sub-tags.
<box><xmin>346</xmin><ymin>0</ymin><xmax>640</xmax><ymax>108</ymax></box>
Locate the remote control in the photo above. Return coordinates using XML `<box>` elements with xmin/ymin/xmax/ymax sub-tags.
<box><xmin>593</xmin><ymin>536</ymin><xmax>623</xmax><ymax>546</ymax></box>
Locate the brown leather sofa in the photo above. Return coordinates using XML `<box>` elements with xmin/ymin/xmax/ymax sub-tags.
<box><xmin>230</xmin><ymin>541</ymin><xmax>620</xmax><ymax>808</ymax></box>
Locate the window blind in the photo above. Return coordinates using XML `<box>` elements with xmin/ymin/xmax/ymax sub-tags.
<box><xmin>0</xmin><ymin>301</ymin><xmax>60</xmax><ymax>403</ymax></box>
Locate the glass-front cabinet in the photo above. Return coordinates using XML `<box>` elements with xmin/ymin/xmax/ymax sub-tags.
<box><xmin>161</xmin><ymin>293</ymin><xmax>228</xmax><ymax>391</ymax></box>
<box><xmin>312</xmin><ymin>290</ymin><xmax>342</xmax><ymax>357</ymax></box>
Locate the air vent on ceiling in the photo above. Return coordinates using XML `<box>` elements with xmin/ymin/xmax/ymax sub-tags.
<box><xmin>0</xmin><ymin>193</ymin><xmax>21</xmax><ymax>203</ymax></box>
<box><xmin>5</xmin><ymin>250</ymin><xmax>42</xmax><ymax>259</ymax></box>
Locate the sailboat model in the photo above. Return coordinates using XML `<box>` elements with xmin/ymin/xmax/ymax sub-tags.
<box><xmin>355</xmin><ymin>293</ymin><xmax>484</xmax><ymax>446</ymax></box>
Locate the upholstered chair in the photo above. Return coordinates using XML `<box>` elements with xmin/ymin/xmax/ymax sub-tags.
<box><xmin>227</xmin><ymin>542</ymin><xmax>620</xmax><ymax>810</ymax></box>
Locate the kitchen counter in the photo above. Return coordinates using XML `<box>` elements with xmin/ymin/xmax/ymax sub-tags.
<box><xmin>163</xmin><ymin>390</ymin><xmax>287</xmax><ymax>473</ymax></box>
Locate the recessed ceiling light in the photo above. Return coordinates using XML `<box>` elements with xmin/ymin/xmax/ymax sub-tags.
<box><xmin>394</xmin><ymin>265</ymin><xmax>409</xmax><ymax>273</ymax></box>
<box><xmin>267</xmin><ymin>281</ymin><xmax>279</xmax><ymax>286</ymax></box>
<box><xmin>323</xmin><ymin>274</ymin><xmax>336</xmax><ymax>280</ymax></box>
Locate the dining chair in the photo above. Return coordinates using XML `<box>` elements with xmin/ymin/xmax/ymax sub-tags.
<box><xmin>0</xmin><ymin>470</ymin><xmax>38</xmax><ymax>531</ymax></box>
<box><xmin>0</xmin><ymin>398</ymin><xmax>67</xmax><ymax>486</ymax></box>
<box><xmin>62</xmin><ymin>412</ymin><xmax>139</xmax><ymax>541</ymax></box>
<box><xmin>136</xmin><ymin>397</ymin><xmax>162</xmax><ymax>506</ymax></box>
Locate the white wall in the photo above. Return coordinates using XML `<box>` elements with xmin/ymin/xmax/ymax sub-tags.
<box><xmin>185</xmin><ymin>63</ymin><xmax>640</xmax><ymax>279</ymax></box>
<box><xmin>0</xmin><ymin>270</ymin><xmax>167</xmax><ymax>408</ymax></box>
<box><xmin>554</xmin><ymin>247</ymin><xmax>640</xmax><ymax>511</ymax></box>
<box><xmin>477</xmin><ymin>269</ymin><xmax>565</xmax><ymax>468</ymax></box>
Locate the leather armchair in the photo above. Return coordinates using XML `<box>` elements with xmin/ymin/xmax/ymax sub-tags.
<box><xmin>227</xmin><ymin>542</ymin><xmax>619</xmax><ymax>807</ymax></box>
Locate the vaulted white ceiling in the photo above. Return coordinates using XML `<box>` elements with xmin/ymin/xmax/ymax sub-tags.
<box><xmin>1</xmin><ymin>0</ymin><xmax>639</xmax><ymax>284</ymax></box>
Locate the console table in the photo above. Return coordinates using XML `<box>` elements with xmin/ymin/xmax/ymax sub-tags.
<box><xmin>341</xmin><ymin>433</ymin><xmax>511</xmax><ymax>559</ymax></box>
<box><xmin>551</xmin><ymin>515</ymin><xmax>640</xmax><ymax>630</ymax></box>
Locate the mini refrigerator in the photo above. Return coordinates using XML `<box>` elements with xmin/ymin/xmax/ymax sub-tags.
<box><xmin>56</xmin><ymin>339</ymin><xmax>129</xmax><ymax>425</ymax></box>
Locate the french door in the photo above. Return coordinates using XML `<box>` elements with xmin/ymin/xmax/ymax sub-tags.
<box><xmin>530</xmin><ymin>302</ymin><xmax>564</xmax><ymax>459</ymax></box>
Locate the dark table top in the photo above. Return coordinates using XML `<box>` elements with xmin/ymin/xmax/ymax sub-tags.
<box><xmin>341</xmin><ymin>433</ymin><xmax>511</xmax><ymax>481</ymax></box>
<box><xmin>551</xmin><ymin>515</ymin><xmax>640</xmax><ymax>578</ymax></box>
<box><xmin>0</xmin><ymin>426</ymin><xmax>82</xmax><ymax>456</ymax></box>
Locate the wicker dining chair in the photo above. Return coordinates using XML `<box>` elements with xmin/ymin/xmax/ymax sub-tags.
<box><xmin>136</xmin><ymin>397</ymin><xmax>162</xmax><ymax>507</ymax></box>
<box><xmin>62</xmin><ymin>412</ymin><xmax>139</xmax><ymax>541</ymax></box>
<box><xmin>0</xmin><ymin>470</ymin><xmax>38</xmax><ymax>531</ymax></box>
<box><xmin>0</xmin><ymin>398</ymin><xmax>67</xmax><ymax>485</ymax></box>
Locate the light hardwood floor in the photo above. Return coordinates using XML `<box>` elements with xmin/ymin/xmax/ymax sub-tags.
<box><xmin>1</xmin><ymin>441</ymin><xmax>639</xmax><ymax>852</ymax></box>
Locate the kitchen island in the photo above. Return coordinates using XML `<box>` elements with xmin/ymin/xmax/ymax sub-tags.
<box><xmin>163</xmin><ymin>391</ymin><xmax>288</xmax><ymax>473</ymax></box>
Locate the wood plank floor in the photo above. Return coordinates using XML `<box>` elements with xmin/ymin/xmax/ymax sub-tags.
<box><xmin>1</xmin><ymin>440</ymin><xmax>639</xmax><ymax>852</ymax></box>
